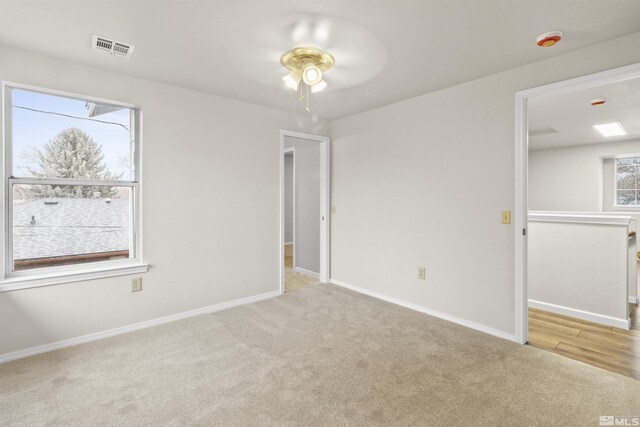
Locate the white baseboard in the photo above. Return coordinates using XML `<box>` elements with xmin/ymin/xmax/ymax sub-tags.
<box><xmin>295</xmin><ymin>267</ymin><xmax>320</xmax><ymax>278</ymax></box>
<box><xmin>330</xmin><ymin>278</ymin><xmax>516</xmax><ymax>342</ymax></box>
<box><xmin>0</xmin><ymin>290</ymin><xmax>280</xmax><ymax>364</ymax></box>
<box><xmin>528</xmin><ymin>299</ymin><xmax>631</xmax><ymax>330</ymax></box>
<box><xmin>630</xmin><ymin>296</ymin><xmax>639</xmax><ymax>305</ymax></box>
<box><xmin>284</xmin><ymin>242</ymin><xmax>293</xmax><ymax>245</ymax></box>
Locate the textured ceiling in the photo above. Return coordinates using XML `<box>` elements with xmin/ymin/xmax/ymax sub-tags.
<box><xmin>529</xmin><ymin>77</ymin><xmax>640</xmax><ymax>150</ymax></box>
<box><xmin>2</xmin><ymin>0</ymin><xmax>640</xmax><ymax>120</ymax></box>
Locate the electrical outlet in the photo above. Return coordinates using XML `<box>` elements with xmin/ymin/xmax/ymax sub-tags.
<box><xmin>501</xmin><ymin>210</ymin><xmax>511</xmax><ymax>224</ymax></box>
<box><xmin>131</xmin><ymin>277</ymin><xmax>142</xmax><ymax>292</ymax></box>
<box><xmin>418</xmin><ymin>267</ymin><xmax>426</xmax><ymax>280</ymax></box>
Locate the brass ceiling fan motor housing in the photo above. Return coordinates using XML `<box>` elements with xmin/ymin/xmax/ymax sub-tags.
<box><xmin>280</xmin><ymin>47</ymin><xmax>335</xmax><ymax>73</ymax></box>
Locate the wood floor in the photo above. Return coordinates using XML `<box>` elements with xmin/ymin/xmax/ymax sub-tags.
<box><xmin>528</xmin><ymin>305</ymin><xmax>640</xmax><ymax>379</ymax></box>
<box><xmin>284</xmin><ymin>244</ymin><xmax>320</xmax><ymax>292</ymax></box>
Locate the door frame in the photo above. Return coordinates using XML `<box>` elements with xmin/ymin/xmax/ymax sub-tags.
<box><xmin>514</xmin><ymin>62</ymin><xmax>640</xmax><ymax>344</ymax></box>
<box><xmin>284</xmin><ymin>147</ymin><xmax>296</xmax><ymax>270</ymax></box>
<box><xmin>279</xmin><ymin>129</ymin><xmax>330</xmax><ymax>294</ymax></box>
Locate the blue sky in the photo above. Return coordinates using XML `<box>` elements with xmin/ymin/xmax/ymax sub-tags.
<box><xmin>12</xmin><ymin>89</ymin><xmax>132</xmax><ymax>179</ymax></box>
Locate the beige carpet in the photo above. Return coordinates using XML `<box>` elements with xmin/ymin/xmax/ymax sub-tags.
<box><xmin>1</xmin><ymin>283</ymin><xmax>639</xmax><ymax>426</ymax></box>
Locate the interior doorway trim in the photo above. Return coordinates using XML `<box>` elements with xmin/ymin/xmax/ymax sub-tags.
<box><xmin>514</xmin><ymin>62</ymin><xmax>640</xmax><ymax>344</ymax></box>
<box><xmin>279</xmin><ymin>129</ymin><xmax>330</xmax><ymax>294</ymax></box>
<box><xmin>284</xmin><ymin>147</ymin><xmax>295</xmax><ymax>269</ymax></box>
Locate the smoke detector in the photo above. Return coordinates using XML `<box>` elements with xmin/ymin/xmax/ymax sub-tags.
<box><xmin>91</xmin><ymin>35</ymin><xmax>135</xmax><ymax>58</ymax></box>
<box><xmin>536</xmin><ymin>31</ymin><xmax>563</xmax><ymax>47</ymax></box>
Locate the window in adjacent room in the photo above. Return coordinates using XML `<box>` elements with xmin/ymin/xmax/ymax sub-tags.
<box><xmin>615</xmin><ymin>156</ymin><xmax>640</xmax><ymax>206</ymax></box>
<box><xmin>2</xmin><ymin>84</ymin><xmax>146</xmax><ymax>289</ymax></box>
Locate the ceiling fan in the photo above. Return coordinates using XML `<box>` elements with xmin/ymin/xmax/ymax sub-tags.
<box><xmin>281</xmin><ymin>46</ymin><xmax>334</xmax><ymax>112</ymax></box>
<box><xmin>230</xmin><ymin>15</ymin><xmax>387</xmax><ymax>114</ymax></box>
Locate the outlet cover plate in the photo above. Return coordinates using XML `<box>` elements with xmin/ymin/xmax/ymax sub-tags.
<box><xmin>131</xmin><ymin>277</ymin><xmax>142</xmax><ymax>292</ymax></box>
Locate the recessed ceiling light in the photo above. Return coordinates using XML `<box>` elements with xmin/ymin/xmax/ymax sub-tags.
<box><xmin>593</xmin><ymin>122</ymin><xmax>627</xmax><ymax>137</ymax></box>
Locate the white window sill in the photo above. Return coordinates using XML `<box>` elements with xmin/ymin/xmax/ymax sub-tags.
<box><xmin>611</xmin><ymin>205</ymin><xmax>640</xmax><ymax>211</ymax></box>
<box><xmin>0</xmin><ymin>262</ymin><xmax>149</xmax><ymax>292</ymax></box>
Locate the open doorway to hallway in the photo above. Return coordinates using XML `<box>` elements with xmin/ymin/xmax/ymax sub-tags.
<box><xmin>516</xmin><ymin>65</ymin><xmax>640</xmax><ymax>379</ymax></box>
<box><xmin>280</xmin><ymin>130</ymin><xmax>330</xmax><ymax>293</ymax></box>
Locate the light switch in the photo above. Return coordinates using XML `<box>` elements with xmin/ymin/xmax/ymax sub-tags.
<box><xmin>331</xmin><ymin>206</ymin><xmax>336</xmax><ymax>214</ymax></box>
<box><xmin>501</xmin><ymin>210</ymin><xmax>511</xmax><ymax>224</ymax></box>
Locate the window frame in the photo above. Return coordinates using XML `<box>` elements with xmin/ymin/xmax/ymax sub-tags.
<box><xmin>1</xmin><ymin>82</ymin><xmax>147</xmax><ymax>292</ymax></box>
<box><xmin>613</xmin><ymin>155</ymin><xmax>640</xmax><ymax>208</ymax></box>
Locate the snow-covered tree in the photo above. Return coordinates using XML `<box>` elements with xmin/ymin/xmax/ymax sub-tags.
<box><xmin>26</xmin><ymin>128</ymin><xmax>122</xmax><ymax>198</ymax></box>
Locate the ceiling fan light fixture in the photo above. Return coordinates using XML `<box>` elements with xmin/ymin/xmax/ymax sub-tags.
<box><xmin>311</xmin><ymin>79</ymin><xmax>327</xmax><ymax>93</ymax></box>
<box><xmin>283</xmin><ymin>69</ymin><xmax>302</xmax><ymax>90</ymax></box>
<box><xmin>280</xmin><ymin>46</ymin><xmax>335</xmax><ymax>112</ymax></box>
<box><xmin>303</xmin><ymin>65</ymin><xmax>323</xmax><ymax>86</ymax></box>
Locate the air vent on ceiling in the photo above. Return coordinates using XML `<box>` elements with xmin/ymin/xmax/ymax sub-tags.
<box><xmin>91</xmin><ymin>34</ymin><xmax>135</xmax><ymax>58</ymax></box>
<box><xmin>528</xmin><ymin>127</ymin><xmax>558</xmax><ymax>137</ymax></box>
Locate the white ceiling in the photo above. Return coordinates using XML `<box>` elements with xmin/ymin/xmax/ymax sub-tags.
<box><xmin>2</xmin><ymin>0</ymin><xmax>640</xmax><ymax>120</ymax></box>
<box><xmin>529</xmin><ymin>77</ymin><xmax>640</xmax><ymax>150</ymax></box>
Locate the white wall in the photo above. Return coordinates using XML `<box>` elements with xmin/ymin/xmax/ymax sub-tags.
<box><xmin>284</xmin><ymin>137</ymin><xmax>320</xmax><ymax>273</ymax></box>
<box><xmin>330</xmin><ymin>31</ymin><xmax>640</xmax><ymax>337</ymax></box>
<box><xmin>528</xmin><ymin>219</ymin><xmax>629</xmax><ymax>324</ymax></box>
<box><xmin>0</xmin><ymin>45</ymin><xmax>330</xmax><ymax>357</ymax></box>
<box><xmin>4</xmin><ymin>30</ymin><xmax>640</xmax><ymax>354</ymax></box>
<box><xmin>529</xmin><ymin>139</ymin><xmax>640</xmax><ymax>212</ymax></box>
<box><xmin>529</xmin><ymin>142</ymin><xmax>640</xmax><ymax>307</ymax></box>
<box><xmin>284</xmin><ymin>154</ymin><xmax>294</xmax><ymax>244</ymax></box>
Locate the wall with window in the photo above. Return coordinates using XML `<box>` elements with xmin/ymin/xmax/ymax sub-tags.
<box><xmin>603</xmin><ymin>156</ymin><xmax>640</xmax><ymax>212</ymax></box>
<box><xmin>4</xmin><ymin>85</ymin><xmax>143</xmax><ymax>280</ymax></box>
<box><xmin>0</xmin><ymin>44</ymin><xmax>330</xmax><ymax>357</ymax></box>
<box><xmin>528</xmin><ymin>139</ymin><xmax>640</xmax><ymax>212</ymax></box>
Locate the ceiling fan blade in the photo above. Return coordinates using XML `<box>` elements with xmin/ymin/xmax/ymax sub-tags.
<box><xmin>228</xmin><ymin>14</ymin><xmax>387</xmax><ymax>90</ymax></box>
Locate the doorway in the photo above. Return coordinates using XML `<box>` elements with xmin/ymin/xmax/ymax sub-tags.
<box><xmin>515</xmin><ymin>63</ymin><xmax>640</xmax><ymax>378</ymax></box>
<box><xmin>280</xmin><ymin>130</ymin><xmax>330</xmax><ymax>293</ymax></box>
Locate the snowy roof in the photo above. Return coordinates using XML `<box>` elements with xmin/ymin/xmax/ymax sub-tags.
<box><xmin>13</xmin><ymin>198</ymin><xmax>129</xmax><ymax>260</ymax></box>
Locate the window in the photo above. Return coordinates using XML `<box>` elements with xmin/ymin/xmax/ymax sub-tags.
<box><xmin>2</xmin><ymin>84</ymin><xmax>146</xmax><ymax>290</ymax></box>
<box><xmin>615</xmin><ymin>157</ymin><xmax>640</xmax><ymax>206</ymax></box>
